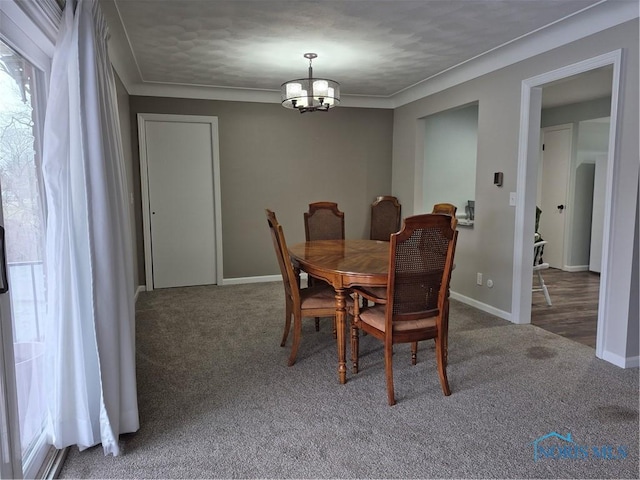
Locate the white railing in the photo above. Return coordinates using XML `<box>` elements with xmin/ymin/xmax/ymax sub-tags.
<box><xmin>8</xmin><ymin>261</ymin><xmax>45</xmax><ymax>344</ymax></box>
<box><xmin>7</xmin><ymin>261</ymin><xmax>46</xmax><ymax>456</ymax></box>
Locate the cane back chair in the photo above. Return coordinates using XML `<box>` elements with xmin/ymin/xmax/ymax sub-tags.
<box><xmin>351</xmin><ymin>214</ymin><xmax>458</xmax><ymax>405</ymax></box>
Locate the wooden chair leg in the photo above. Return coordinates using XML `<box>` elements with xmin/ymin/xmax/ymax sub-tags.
<box><xmin>288</xmin><ymin>312</ymin><xmax>302</xmax><ymax>366</ymax></box>
<box><xmin>281</xmin><ymin>302</ymin><xmax>292</xmax><ymax>347</ymax></box>
<box><xmin>435</xmin><ymin>334</ymin><xmax>451</xmax><ymax>396</ymax></box>
<box><xmin>351</xmin><ymin>322</ymin><xmax>360</xmax><ymax>374</ymax></box>
<box><xmin>411</xmin><ymin>341</ymin><xmax>418</xmax><ymax>365</ymax></box>
<box><xmin>385</xmin><ymin>341</ymin><xmax>396</xmax><ymax>406</ymax></box>
<box><xmin>350</xmin><ymin>294</ymin><xmax>360</xmax><ymax>373</ymax></box>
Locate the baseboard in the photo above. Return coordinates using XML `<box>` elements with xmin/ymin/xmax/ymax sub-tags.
<box><xmin>449</xmin><ymin>291</ymin><xmax>512</xmax><ymax>322</ymax></box>
<box><xmin>600</xmin><ymin>350</ymin><xmax>640</xmax><ymax>368</ymax></box>
<box><xmin>222</xmin><ymin>274</ymin><xmax>281</xmax><ymax>285</ymax></box>
<box><xmin>221</xmin><ymin>276</ymin><xmax>510</xmax><ymax>320</ymax></box>
<box><xmin>563</xmin><ymin>265</ymin><xmax>589</xmax><ymax>272</ymax></box>
<box><xmin>134</xmin><ymin>285</ymin><xmax>146</xmax><ymax>303</ymax></box>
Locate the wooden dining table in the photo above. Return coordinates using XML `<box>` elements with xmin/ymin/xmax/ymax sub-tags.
<box><xmin>288</xmin><ymin>239</ymin><xmax>389</xmax><ymax>384</ymax></box>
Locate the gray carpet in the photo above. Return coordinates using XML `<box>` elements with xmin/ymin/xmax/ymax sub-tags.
<box><xmin>58</xmin><ymin>281</ymin><xmax>639</xmax><ymax>479</ymax></box>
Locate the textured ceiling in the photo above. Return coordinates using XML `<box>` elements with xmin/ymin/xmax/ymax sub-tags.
<box><xmin>111</xmin><ymin>0</ymin><xmax>606</xmax><ymax>98</ymax></box>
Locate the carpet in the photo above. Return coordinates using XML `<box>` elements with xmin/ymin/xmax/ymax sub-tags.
<box><xmin>58</xmin><ymin>282</ymin><xmax>639</xmax><ymax>479</ymax></box>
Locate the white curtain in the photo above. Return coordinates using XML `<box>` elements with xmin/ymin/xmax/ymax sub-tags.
<box><xmin>41</xmin><ymin>0</ymin><xmax>139</xmax><ymax>455</ymax></box>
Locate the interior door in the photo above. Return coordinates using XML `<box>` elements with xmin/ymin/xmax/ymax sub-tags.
<box><xmin>139</xmin><ymin>115</ymin><xmax>220</xmax><ymax>289</ymax></box>
<box><xmin>539</xmin><ymin>125</ymin><xmax>572</xmax><ymax>269</ymax></box>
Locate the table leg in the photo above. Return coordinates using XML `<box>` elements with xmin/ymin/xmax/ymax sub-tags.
<box><xmin>334</xmin><ymin>287</ymin><xmax>347</xmax><ymax>384</ymax></box>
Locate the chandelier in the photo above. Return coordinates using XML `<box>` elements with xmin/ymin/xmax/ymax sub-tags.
<box><xmin>281</xmin><ymin>53</ymin><xmax>340</xmax><ymax>113</ymax></box>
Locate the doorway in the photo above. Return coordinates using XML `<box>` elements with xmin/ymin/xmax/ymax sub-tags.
<box><xmin>138</xmin><ymin>114</ymin><xmax>223</xmax><ymax>290</ymax></box>
<box><xmin>531</xmin><ymin>68</ymin><xmax>612</xmax><ymax>348</ymax></box>
<box><xmin>513</xmin><ymin>50</ymin><xmax>622</xmax><ymax>363</ymax></box>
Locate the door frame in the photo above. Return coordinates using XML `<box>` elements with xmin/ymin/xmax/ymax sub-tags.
<box><xmin>512</xmin><ymin>50</ymin><xmax>621</xmax><ymax>363</ymax></box>
<box><xmin>138</xmin><ymin>114</ymin><xmax>223</xmax><ymax>291</ymax></box>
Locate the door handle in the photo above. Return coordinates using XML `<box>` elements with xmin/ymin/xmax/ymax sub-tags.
<box><xmin>557</xmin><ymin>205</ymin><xmax>565</xmax><ymax>211</ymax></box>
<box><xmin>0</xmin><ymin>226</ymin><xmax>8</xmax><ymax>294</ymax></box>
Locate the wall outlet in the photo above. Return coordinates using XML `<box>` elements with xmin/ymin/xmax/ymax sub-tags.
<box><xmin>509</xmin><ymin>192</ymin><xmax>517</xmax><ymax>206</ymax></box>
<box><xmin>476</xmin><ymin>272</ymin><xmax>483</xmax><ymax>286</ymax></box>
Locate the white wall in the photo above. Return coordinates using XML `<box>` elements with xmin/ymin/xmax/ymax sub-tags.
<box><xmin>423</xmin><ymin>104</ymin><xmax>478</xmax><ymax>216</ymax></box>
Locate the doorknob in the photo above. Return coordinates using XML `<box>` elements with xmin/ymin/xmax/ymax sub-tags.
<box><xmin>557</xmin><ymin>205</ymin><xmax>565</xmax><ymax>211</ymax></box>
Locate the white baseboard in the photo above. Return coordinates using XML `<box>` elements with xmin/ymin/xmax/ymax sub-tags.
<box><xmin>222</xmin><ymin>274</ymin><xmax>281</xmax><ymax>285</ymax></box>
<box><xmin>220</xmin><ymin>276</ymin><xmax>511</xmax><ymax>321</ymax></box>
<box><xmin>563</xmin><ymin>265</ymin><xmax>589</xmax><ymax>272</ymax></box>
<box><xmin>449</xmin><ymin>291</ymin><xmax>512</xmax><ymax>322</ymax></box>
<box><xmin>134</xmin><ymin>285</ymin><xmax>146</xmax><ymax>303</ymax></box>
<box><xmin>600</xmin><ymin>350</ymin><xmax>640</xmax><ymax>368</ymax></box>
<box><xmin>222</xmin><ymin>273</ymin><xmax>312</xmax><ymax>286</ymax></box>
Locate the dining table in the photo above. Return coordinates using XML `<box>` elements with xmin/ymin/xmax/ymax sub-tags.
<box><xmin>288</xmin><ymin>239</ymin><xmax>389</xmax><ymax>384</ymax></box>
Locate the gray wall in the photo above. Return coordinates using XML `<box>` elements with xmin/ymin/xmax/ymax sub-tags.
<box><xmin>629</xmin><ymin>180</ymin><xmax>639</xmax><ymax>359</ymax></box>
<box><xmin>541</xmin><ymin>96</ymin><xmax>611</xmax><ymax>127</ymax></box>
<box><xmin>114</xmin><ymin>71</ymin><xmax>138</xmax><ymax>289</ymax></box>
<box><xmin>391</xmin><ymin>20</ymin><xmax>639</xmax><ymax>362</ymax></box>
<box><xmin>128</xmin><ymin>98</ymin><xmax>393</xmax><ymax>280</ymax></box>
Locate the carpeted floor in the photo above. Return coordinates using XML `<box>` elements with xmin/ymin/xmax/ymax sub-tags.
<box><xmin>58</xmin><ymin>282</ymin><xmax>639</xmax><ymax>479</ymax></box>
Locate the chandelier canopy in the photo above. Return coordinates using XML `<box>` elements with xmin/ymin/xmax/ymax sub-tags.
<box><xmin>281</xmin><ymin>53</ymin><xmax>340</xmax><ymax>113</ymax></box>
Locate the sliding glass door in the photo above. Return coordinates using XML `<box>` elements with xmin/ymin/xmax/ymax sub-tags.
<box><xmin>0</xmin><ymin>34</ymin><xmax>52</xmax><ymax>480</ymax></box>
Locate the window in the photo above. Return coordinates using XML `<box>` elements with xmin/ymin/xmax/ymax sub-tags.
<box><xmin>0</xmin><ymin>1</ymin><xmax>59</xmax><ymax>477</ymax></box>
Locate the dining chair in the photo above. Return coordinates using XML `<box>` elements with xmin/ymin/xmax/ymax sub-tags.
<box><xmin>432</xmin><ymin>202</ymin><xmax>457</xmax><ymax>217</ymax></box>
<box><xmin>533</xmin><ymin>234</ymin><xmax>552</xmax><ymax>306</ymax></box>
<box><xmin>351</xmin><ymin>213</ymin><xmax>458</xmax><ymax>405</ymax></box>
<box><xmin>370</xmin><ymin>195</ymin><xmax>401</xmax><ymax>241</ymax></box>
<box><xmin>364</xmin><ymin>202</ymin><xmax>458</xmax><ymax>362</ymax></box>
<box><xmin>265</xmin><ymin>209</ymin><xmax>337</xmax><ymax>366</ymax></box>
<box><xmin>304</xmin><ymin>201</ymin><xmax>345</xmax><ymax>241</ymax></box>
<box><xmin>304</xmin><ymin>201</ymin><xmax>345</xmax><ymax>333</ymax></box>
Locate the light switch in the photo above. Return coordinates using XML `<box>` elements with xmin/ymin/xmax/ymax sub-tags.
<box><xmin>509</xmin><ymin>192</ymin><xmax>517</xmax><ymax>206</ymax></box>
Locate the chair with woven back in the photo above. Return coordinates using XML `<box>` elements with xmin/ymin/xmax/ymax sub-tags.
<box><xmin>370</xmin><ymin>195</ymin><xmax>401</xmax><ymax>241</ymax></box>
<box><xmin>361</xmin><ymin>202</ymin><xmax>458</xmax><ymax>362</ymax></box>
<box><xmin>304</xmin><ymin>202</ymin><xmax>345</xmax><ymax>333</ymax></box>
<box><xmin>304</xmin><ymin>201</ymin><xmax>345</xmax><ymax>241</ymax></box>
<box><xmin>350</xmin><ymin>213</ymin><xmax>458</xmax><ymax>405</ymax></box>
<box><xmin>266</xmin><ymin>209</ymin><xmax>337</xmax><ymax>366</ymax></box>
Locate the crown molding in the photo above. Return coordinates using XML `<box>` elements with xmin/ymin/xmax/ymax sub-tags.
<box><xmin>106</xmin><ymin>0</ymin><xmax>638</xmax><ymax>109</ymax></box>
<box><xmin>127</xmin><ymin>81</ymin><xmax>394</xmax><ymax>108</ymax></box>
<box><xmin>390</xmin><ymin>0</ymin><xmax>639</xmax><ymax>108</ymax></box>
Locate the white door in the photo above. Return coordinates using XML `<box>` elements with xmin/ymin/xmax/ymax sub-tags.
<box><xmin>539</xmin><ymin>125</ymin><xmax>572</xmax><ymax>269</ymax></box>
<box><xmin>138</xmin><ymin>115</ymin><xmax>222</xmax><ymax>289</ymax></box>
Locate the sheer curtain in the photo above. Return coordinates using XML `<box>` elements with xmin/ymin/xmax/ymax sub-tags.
<box><xmin>41</xmin><ymin>0</ymin><xmax>139</xmax><ymax>455</ymax></box>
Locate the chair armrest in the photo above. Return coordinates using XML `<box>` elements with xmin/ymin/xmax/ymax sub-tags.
<box><xmin>352</xmin><ymin>286</ymin><xmax>387</xmax><ymax>304</ymax></box>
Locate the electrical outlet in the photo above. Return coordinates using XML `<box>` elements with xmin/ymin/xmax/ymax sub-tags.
<box><xmin>509</xmin><ymin>192</ymin><xmax>517</xmax><ymax>206</ymax></box>
<box><xmin>476</xmin><ymin>272</ymin><xmax>483</xmax><ymax>286</ymax></box>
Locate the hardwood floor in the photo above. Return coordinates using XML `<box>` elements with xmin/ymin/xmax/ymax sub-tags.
<box><xmin>531</xmin><ymin>267</ymin><xmax>600</xmax><ymax>348</ymax></box>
